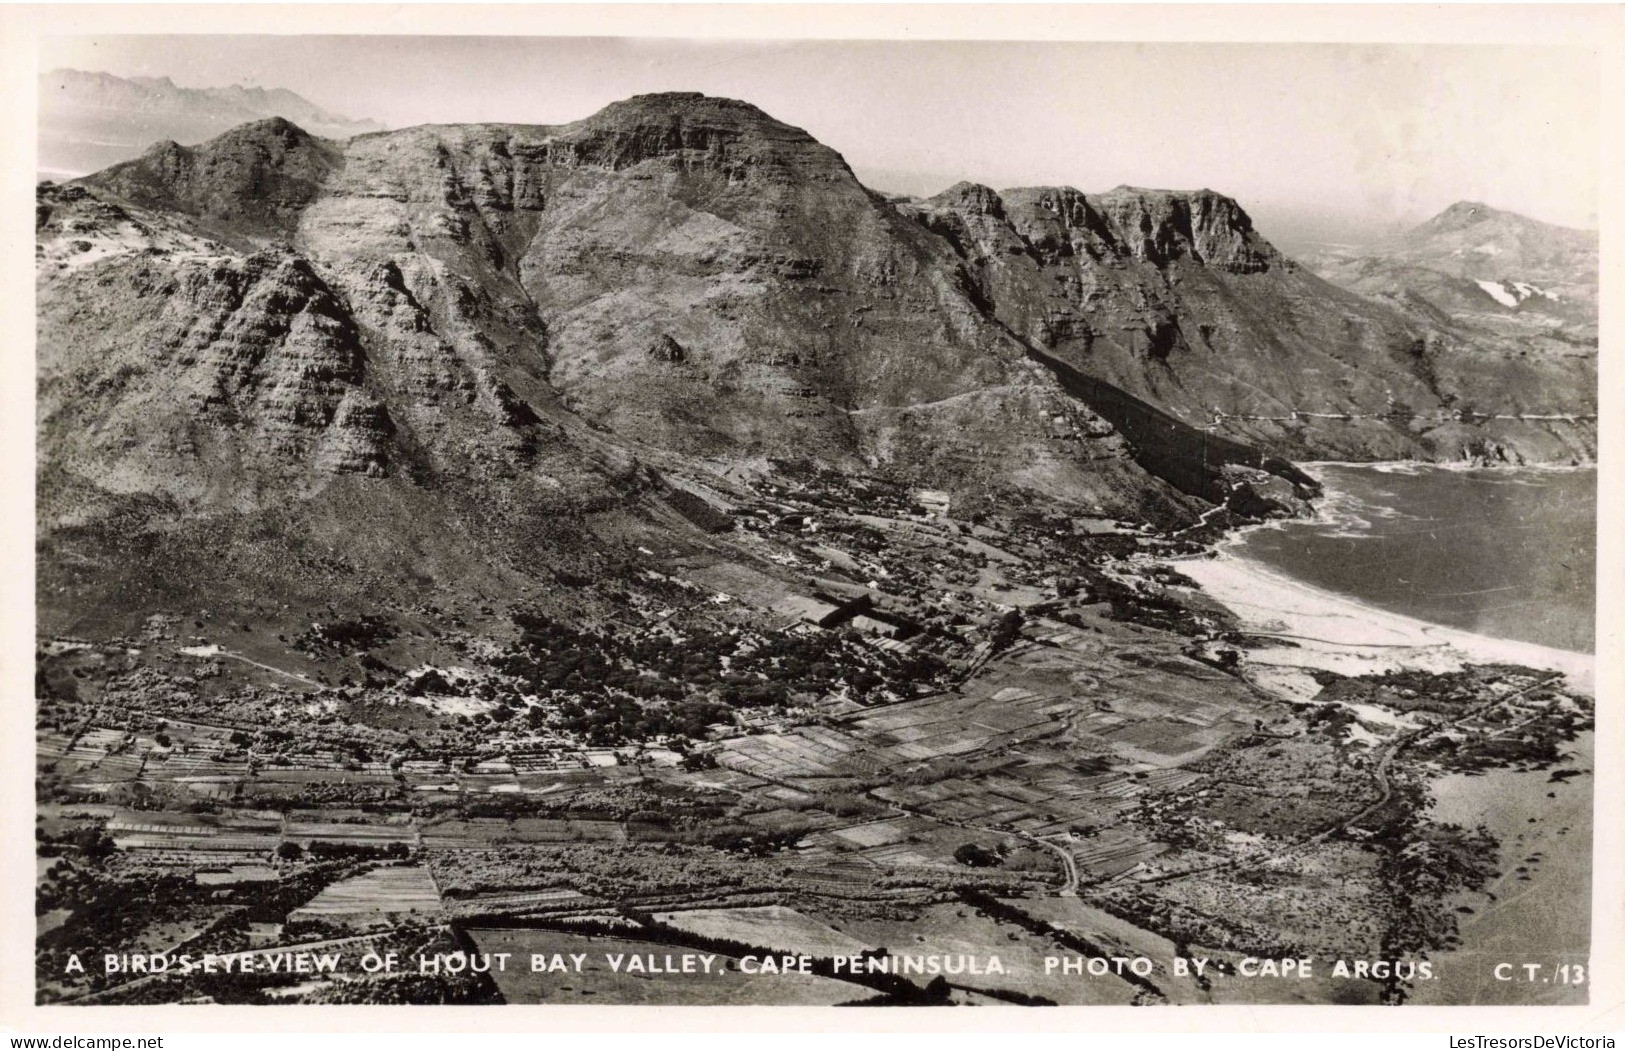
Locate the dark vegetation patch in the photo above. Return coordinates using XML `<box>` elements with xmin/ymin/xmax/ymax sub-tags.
<box><xmin>295</xmin><ymin>616</ymin><xmax>397</xmax><ymax>656</ymax></box>
<box><xmin>499</xmin><ymin>608</ymin><xmax>950</xmax><ymax>746</ymax></box>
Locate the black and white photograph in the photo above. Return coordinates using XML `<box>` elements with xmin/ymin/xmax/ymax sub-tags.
<box><xmin>10</xmin><ymin>4</ymin><xmax>1619</xmax><ymax>1023</ymax></box>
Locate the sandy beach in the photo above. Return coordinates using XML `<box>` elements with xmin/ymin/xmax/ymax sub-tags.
<box><xmin>1176</xmin><ymin>545</ymin><xmax>1595</xmax><ymax>697</ymax></box>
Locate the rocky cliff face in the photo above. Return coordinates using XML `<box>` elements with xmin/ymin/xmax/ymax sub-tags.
<box><xmin>37</xmin><ymin>92</ymin><xmax>1595</xmax><ymax>625</ymax></box>
<box><xmin>45</xmin><ymin>93</ymin><xmax>1241</xmax><ymax>632</ymax></box>
<box><xmin>905</xmin><ymin>183</ymin><xmax>1595</xmax><ymax>465</ymax></box>
<box><xmin>60</xmin><ymin>97</ymin><xmax>1192</xmax><ymax>510</ymax></box>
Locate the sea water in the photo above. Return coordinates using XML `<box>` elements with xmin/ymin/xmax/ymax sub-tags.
<box><xmin>1229</xmin><ymin>464</ymin><xmax>1596</xmax><ymax>653</ymax></box>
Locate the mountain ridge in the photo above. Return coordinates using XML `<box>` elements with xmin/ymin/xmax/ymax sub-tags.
<box><xmin>1305</xmin><ymin>199</ymin><xmax>1598</xmax><ymax>378</ymax></box>
<box><xmin>42</xmin><ymin>68</ymin><xmax>384</xmax><ymax>134</ymax></box>
<box><xmin>902</xmin><ymin>180</ymin><xmax>1592</xmax><ymax>467</ymax></box>
<box><xmin>37</xmin><ymin>93</ymin><xmax>1596</xmax><ymax>631</ymax></box>
<box><xmin>1400</xmin><ymin>199</ymin><xmax>1594</xmax><ymax>241</ymax></box>
<box><xmin>38</xmin><ymin>67</ymin><xmax>385</xmax><ymax>179</ymax></box>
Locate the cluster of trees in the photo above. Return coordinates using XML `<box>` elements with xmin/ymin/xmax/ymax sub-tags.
<box><xmin>277</xmin><ymin>840</ymin><xmax>411</xmax><ymax>862</ymax></box>
<box><xmin>952</xmin><ymin>842</ymin><xmax>1003</xmax><ymax>868</ymax></box>
<box><xmin>431</xmin><ymin>842</ymin><xmax>786</xmax><ymax>900</ymax></box>
<box><xmin>1305</xmin><ymin>703</ymin><xmax>1358</xmax><ymax>741</ymax></box>
<box><xmin>696</xmin><ymin>822</ymin><xmax>816</xmax><ymax>856</ymax></box>
<box><xmin>294</xmin><ymin>615</ymin><xmax>397</xmax><ymax>656</ymax></box>
<box><xmin>496</xmin><ymin>609</ymin><xmax>948</xmax><ymax>747</ymax></box>
<box><xmin>989</xmin><ymin>610</ymin><xmax>1024</xmax><ymax>654</ymax></box>
<box><xmin>36</xmin><ymin>865</ymin><xmax>201</xmax><ymax>995</ymax></box>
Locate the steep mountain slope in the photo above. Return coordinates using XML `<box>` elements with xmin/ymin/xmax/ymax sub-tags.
<box><xmin>48</xmin><ymin>99</ymin><xmax>1192</xmax><ymax>508</ymax></box>
<box><xmin>905</xmin><ymin>184</ymin><xmax>1595</xmax><ymax>464</ymax></box>
<box><xmin>38</xmin><ymin>93</ymin><xmax>1595</xmax><ymax>631</ymax></box>
<box><xmin>39</xmin><ymin>68</ymin><xmax>384</xmax><ymax>181</ymax></box>
<box><xmin>1311</xmin><ymin>202</ymin><xmax>1596</xmax><ymax>321</ymax></box>
<box><xmin>41</xmin><ymin>96</ymin><xmax>1243</xmax><ymax>632</ymax></box>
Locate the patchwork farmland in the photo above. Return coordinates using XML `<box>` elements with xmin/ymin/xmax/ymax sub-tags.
<box><xmin>34</xmin><ymin>453</ymin><xmax>1593</xmax><ymax>1006</ymax></box>
<box><xmin>289</xmin><ymin>865</ymin><xmax>445</xmax><ymax>925</ymax></box>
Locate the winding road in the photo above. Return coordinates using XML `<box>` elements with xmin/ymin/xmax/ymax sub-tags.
<box><xmin>1313</xmin><ymin>671</ymin><xmax>1563</xmax><ymax>844</ymax></box>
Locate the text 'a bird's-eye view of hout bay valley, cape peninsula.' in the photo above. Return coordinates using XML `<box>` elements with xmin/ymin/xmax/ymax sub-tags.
<box><xmin>31</xmin><ymin>50</ymin><xmax>1599</xmax><ymax>1009</ymax></box>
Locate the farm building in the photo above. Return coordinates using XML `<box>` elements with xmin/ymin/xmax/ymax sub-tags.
<box><xmin>849</xmin><ymin>615</ymin><xmax>905</xmax><ymax>638</ymax></box>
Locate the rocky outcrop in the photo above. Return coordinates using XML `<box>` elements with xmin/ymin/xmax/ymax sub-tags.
<box><xmin>539</xmin><ymin>93</ymin><xmax>845</xmax><ymax>184</ymax></box>
<box><xmin>904</xmin><ymin>181</ymin><xmax>1594</xmax><ymax>465</ymax></box>
<box><xmin>41</xmin><ymin>91</ymin><xmax>1593</xmax><ymax>564</ymax></box>
<box><xmin>648</xmin><ymin>334</ymin><xmax>687</xmax><ymax>363</ymax></box>
<box><xmin>1220</xmin><ymin>463</ymin><xmax>1316</xmax><ymax>519</ymax></box>
<box><xmin>85</xmin><ymin>118</ymin><xmax>341</xmax><ymax>240</ymax></box>
<box><xmin>317</xmin><ymin>390</ymin><xmax>393</xmax><ymax>475</ymax></box>
<box><xmin>1093</xmin><ymin>187</ymin><xmax>1279</xmax><ymax>273</ymax></box>
<box><xmin>918</xmin><ymin>183</ymin><xmax>1280</xmax><ymax>275</ymax></box>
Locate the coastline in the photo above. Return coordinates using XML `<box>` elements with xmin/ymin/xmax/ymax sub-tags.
<box><xmin>1298</xmin><ymin>459</ymin><xmax>1596</xmax><ymax>474</ymax></box>
<box><xmin>1173</xmin><ymin>460</ymin><xmax>1597</xmax><ymax>1005</ymax></box>
<box><xmin>1175</xmin><ymin>545</ymin><xmax>1595</xmax><ymax>697</ymax></box>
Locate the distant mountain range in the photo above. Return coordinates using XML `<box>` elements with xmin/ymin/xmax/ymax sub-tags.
<box><xmin>38</xmin><ymin>68</ymin><xmax>385</xmax><ymax>180</ymax></box>
<box><xmin>1304</xmin><ymin>201</ymin><xmax>1598</xmax><ymax>344</ymax></box>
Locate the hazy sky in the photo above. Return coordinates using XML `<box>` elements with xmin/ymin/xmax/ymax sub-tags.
<box><xmin>41</xmin><ymin>35</ymin><xmax>1600</xmax><ymax>244</ymax></box>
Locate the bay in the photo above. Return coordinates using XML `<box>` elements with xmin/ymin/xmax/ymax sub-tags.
<box><xmin>1229</xmin><ymin>464</ymin><xmax>1595</xmax><ymax>653</ymax></box>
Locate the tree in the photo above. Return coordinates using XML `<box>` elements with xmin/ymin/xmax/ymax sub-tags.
<box><xmin>990</xmin><ymin>609</ymin><xmax>1024</xmax><ymax>653</ymax></box>
<box><xmin>953</xmin><ymin>842</ymin><xmax>1002</xmax><ymax>868</ymax></box>
<box><xmin>276</xmin><ymin>841</ymin><xmax>305</xmax><ymax>862</ymax></box>
<box><xmin>72</xmin><ymin>828</ymin><xmax>116</xmax><ymax>861</ymax></box>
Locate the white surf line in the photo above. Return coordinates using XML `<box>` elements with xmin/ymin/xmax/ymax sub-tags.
<box><xmin>1176</xmin><ymin>548</ymin><xmax>1594</xmax><ymax>695</ymax></box>
<box><xmin>1297</xmin><ymin>459</ymin><xmax>1596</xmax><ymax>473</ymax></box>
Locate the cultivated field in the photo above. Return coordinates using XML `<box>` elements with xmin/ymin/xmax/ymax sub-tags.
<box><xmin>289</xmin><ymin>865</ymin><xmax>444</xmax><ymax>925</ymax></box>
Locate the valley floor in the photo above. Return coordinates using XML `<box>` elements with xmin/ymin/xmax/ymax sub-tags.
<box><xmin>32</xmin><ymin>468</ymin><xmax>1594</xmax><ymax>1007</ymax></box>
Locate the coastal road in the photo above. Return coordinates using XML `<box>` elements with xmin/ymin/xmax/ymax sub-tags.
<box><xmin>1316</xmin><ymin>672</ymin><xmax>1564</xmax><ymax>844</ymax></box>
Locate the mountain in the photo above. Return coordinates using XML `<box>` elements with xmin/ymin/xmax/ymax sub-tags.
<box><xmin>1389</xmin><ymin>202</ymin><xmax>1597</xmax><ymax>301</ymax></box>
<box><xmin>35</xmin><ymin>95</ymin><xmax>1603</xmax><ymax>1011</ymax></box>
<box><xmin>41</xmin><ymin>101</ymin><xmax>1194</xmax><ymax>509</ymax></box>
<box><xmin>38</xmin><ymin>68</ymin><xmax>385</xmax><ymax>180</ymax></box>
<box><xmin>36</xmin><ymin>94</ymin><xmax>1595</xmax><ymax>632</ymax></box>
<box><xmin>37</xmin><ymin>96</ymin><xmax>1202</xmax><ymax>634</ymax></box>
<box><xmin>1307</xmin><ymin>201</ymin><xmax>1598</xmax><ymax>351</ymax></box>
<box><xmin>904</xmin><ymin>184</ymin><xmax>1595</xmax><ymax>465</ymax></box>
